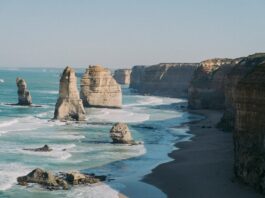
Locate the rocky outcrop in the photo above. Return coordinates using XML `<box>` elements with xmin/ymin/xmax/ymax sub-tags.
<box><xmin>130</xmin><ymin>63</ymin><xmax>199</xmax><ymax>98</ymax></box>
<box><xmin>114</xmin><ymin>69</ymin><xmax>131</xmax><ymax>85</ymax></box>
<box><xmin>188</xmin><ymin>58</ymin><xmax>242</xmax><ymax>109</ymax></box>
<box><xmin>80</xmin><ymin>65</ymin><xmax>122</xmax><ymax>108</ymax></box>
<box><xmin>218</xmin><ymin>53</ymin><xmax>265</xmax><ymax>131</ymax></box>
<box><xmin>23</xmin><ymin>145</ymin><xmax>52</xmax><ymax>152</ymax></box>
<box><xmin>17</xmin><ymin>168</ymin><xmax>100</xmax><ymax>190</ymax></box>
<box><xmin>54</xmin><ymin>66</ymin><xmax>86</xmax><ymax>121</ymax></box>
<box><xmin>233</xmin><ymin>60</ymin><xmax>265</xmax><ymax>192</ymax></box>
<box><xmin>110</xmin><ymin>123</ymin><xmax>133</xmax><ymax>144</ymax></box>
<box><xmin>16</xmin><ymin>77</ymin><xmax>32</xmax><ymax>105</ymax></box>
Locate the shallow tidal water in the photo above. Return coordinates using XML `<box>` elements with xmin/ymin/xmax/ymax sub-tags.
<box><xmin>0</xmin><ymin>68</ymin><xmax>201</xmax><ymax>198</ymax></box>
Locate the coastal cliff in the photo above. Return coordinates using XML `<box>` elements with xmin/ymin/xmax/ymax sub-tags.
<box><xmin>233</xmin><ymin>60</ymin><xmax>265</xmax><ymax>192</ymax></box>
<box><xmin>16</xmin><ymin>77</ymin><xmax>32</xmax><ymax>105</ymax></box>
<box><xmin>114</xmin><ymin>69</ymin><xmax>131</xmax><ymax>85</ymax></box>
<box><xmin>218</xmin><ymin>53</ymin><xmax>265</xmax><ymax>131</ymax></box>
<box><xmin>188</xmin><ymin>58</ymin><xmax>241</xmax><ymax>109</ymax></box>
<box><xmin>80</xmin><ymin>65</ymin><xmax>122</xmax><ymax>108</ymax></box>
<box><xmin>129</xmin><ymin>63</ymin><xmax>199</xmax><ymax>98</ymax></box>
<box><xmin>54</xmin><ymin>66</ymin><xmax>86</xmax><ymax>121</ymax></box>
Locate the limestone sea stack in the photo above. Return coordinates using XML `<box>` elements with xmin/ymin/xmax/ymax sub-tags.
<box><xmin>114</xmin><ymin>69</ymin><xmax>131</xmax><ymax>85</ymax></box>
<box><xmin>188</xmin><ymin>58</ymin><xmax>241</xmax><ymax>109</ymax></box>
<box><xmin>218</xmin><ymin>53</ymin><xmax>265</xmax><ymax>131</ymax></box>
<box><xmin>130</xmin><ymin>63</ymin><xmax>199</xmax><ymax>98</ymax></box>
<box><xmin>80</xmin><ymin>65</ymin><xmax>122</xmax><ymax>108</ymax></box>
<box><xmin>16</xmin><ymin>77</ymin><xmax>32</xmax><ymax>105</ymax></box>
<box><xmin>54</xmin><ymin>66</ymin><xmax>86</xmax><ymax>121</ymax></box>
<box><xmin>110</xmin><ymin>123</ymin><xmax>133</xmax><ymax>144</ymax></box>
<box><xmin>233</xmin><ymin>60</ymin><xmax>265</xmax><ymax>192</ymax></box>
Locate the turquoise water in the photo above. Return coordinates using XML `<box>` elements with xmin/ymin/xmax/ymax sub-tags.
<box><xmin>0</xmin><ymin>68</ymin><xmax>200</xmax><ymax>198</ymax></box>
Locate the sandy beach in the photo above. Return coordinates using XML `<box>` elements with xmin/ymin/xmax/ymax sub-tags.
<box><xmin>143</xmin><ymin>110</ymin><xmax>263</xmax><ymax>198</ymax></box>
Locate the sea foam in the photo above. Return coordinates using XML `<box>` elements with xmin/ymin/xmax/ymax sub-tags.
<box><xmin>66</xmin><ymin>184</ymin><xmax>120</xmax><ymax>198</ymax></box>
<box><xmin>87</xmin><ymin>108</ymin><xmax>150</xmax><ymax>123</ymax></box>
<box><xmin>0</xmin><ymin>163</ymin><xmax>30</xmax><ymax>191</ymax></box>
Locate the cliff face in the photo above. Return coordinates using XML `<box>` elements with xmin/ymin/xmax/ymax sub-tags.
<box><xmin>233</xmin><ymin>61</ymin><xmax>265</xmax><ymax>192</ymax></box>
<box><xmin>80</xmin><ymin>65</ymin><xmax>122</xmax><ymax>108</ymax></box>
<box><xmin>54</xmin><ymin>66</ymin><xmax>86</xmax><ymax>121</ymax></box>
<box><xmin>129</xmin><ymin>65</ymin><xmax>146</xmax><ymax>90</ymax></box>
<box><xmin>16</xmin><ymin>77</ymin><xmax>32</xmax><ymax>105</ymax></box>
<box><xmin>129</xmin><ymin>63</ymin><xmax>199</xmax><ymax>98</ymax></box>
<box><xmin>114</xmin><ymin>69</ymin><xmax>131</xmax><ymax>85</ymax></box>
<box><xmin>218</xmin><ymin>53</ymin><xmax>265</xmax><ymax>131</ymax></box>
<box><xmin>188</xmin><ymin>58</ymin><xmax>241</xmax><ymax>109</ymax></box>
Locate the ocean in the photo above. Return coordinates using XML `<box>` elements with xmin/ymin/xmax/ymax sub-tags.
<box><xmin>0</xmin><ymin>68</ymin><xmax>201</xmax><ymax>198</ymax></box>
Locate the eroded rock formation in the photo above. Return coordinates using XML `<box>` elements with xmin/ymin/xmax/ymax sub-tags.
<box><xmin>233</xmin><ymin>60</ymin><xmax>265</xmax><ymax>192</ymax></box>
<box><xmin>54</xmin><ymin>66</ymin><xmax>86</xmax><ymax>121</ymax></box>
<box><xmin>16</xmin><ymin>77</ymin><xmax>32</xmax><ymax>105</ymax></box>
<box><xmin>17</xmin><ymin>168</ymin><xmax>100</xmax><ymax>190</ymax></box>
<box><xmin>130</xmin><ymin>63</ymin><xmax>199</xmax><ymax>98</ymax></box>
<box><xmin>110</xmin><ymin>123</ymin><xmax>134</xmax><ymax>144</ymax></box>
<box><xmin>114</xmin><ymin>69</ymin><xmax>131</xmax><ymax>85</ymax></box>
<box><xmin>188</xmin><ymin>58</ymin><xmax>241</xmax><ymax>109</ymax></box>
<box><xmin>80</xmin><ymin>65</ymin><xmax>122</xmax><ymax>108</ymax></box>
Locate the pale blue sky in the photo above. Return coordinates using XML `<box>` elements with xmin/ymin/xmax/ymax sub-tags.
<box><xmin>0</xmin><ymin>0</ymin><xmax>265</xmax><ymax>68</ymax></box>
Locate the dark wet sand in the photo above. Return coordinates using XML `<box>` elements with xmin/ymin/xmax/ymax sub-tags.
<box><xmin>143</xmin><ymin>110</ymin><xmax>263</xmax><ymax>198</ymax></box>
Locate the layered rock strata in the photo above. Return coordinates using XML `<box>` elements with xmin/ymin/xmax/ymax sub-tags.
<box><xmin>188</xmin><ymin>58</ymin><xmax>241</xmax><ymax>109</ymax></box>
<box><xmin>218</xmin><ymin>53</ymin><xmax>265</xmax><ymax>131</ymax></box>
<box><xmin>233</xmin><ymin>60</ymin><xmax>265</xmax><ymax>192</ymax></box>
<box><xmin>54</xmin><ymin>66</ymin><xmax>86</xmax><ymax>121</ymax></box>
<box><xmin>130</xmin><ymin>63</ymin><xmax>199</xmax><ymax>98</ymax></box>
<box><xmin>16</xmin><ymin>77</ymin><xmax>32</xmax><ymax>105</ymax></box>
<box><xmin>80</xmin><ymin>65</ymin><xmax>122</xmax><ymax>108</ymax></box>
<box><xmin>114</xmin><ymin>69</ymin><xmax>131</xmax><ymax>85</ymax></box>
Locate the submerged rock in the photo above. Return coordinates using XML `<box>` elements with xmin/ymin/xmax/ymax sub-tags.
<box><xmin>54</xmin><ymin>66</ymin><xmax>86</xmax><ymax>121</ymax></box>
<box><xmin>80</xmin><ymin>65</ymin><xmax>122</xmax><ymax>108</ymax></box>
<box><xmin>66</xmin><ymin>172</ymin><xmax>99</xmax><ymax>185</ymax></box>
<box><xmin>16</xmin><ymin>77</ymin><xmax>32</xmax><ymax>105</ymax></box>
<box><xmin>113</xmin><ymin>69</ymin><xmax>131</xmax><ymax>85</ymax></box>
<box><xmin>233</xmin><ymin>59</ymin><xmax>265</xmax><ymax>192</ymax></box>
<box><xmin>23</xmin><ymin>145</ymin><xmax>52</xmax><ymax>152</ymax></box>
<box><xmin>110</xmin><ymin>123</ymin><xmax>141</xmax><ymax>145</ymax></box>
<box><xmin>17</xmin><ymin>168</ymin><xmax>66</xmax><ymax>190</ymax></box>
<box><xmin>17</xmin><ymin>169</ymin><xmax>100</xmax><ymax>190</ymax></box>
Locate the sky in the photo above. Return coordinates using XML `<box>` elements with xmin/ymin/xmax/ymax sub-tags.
<box><xmin>0</xmin><ymin>0</ymin><xmax>265</xmax><ymax>68</ymax></box>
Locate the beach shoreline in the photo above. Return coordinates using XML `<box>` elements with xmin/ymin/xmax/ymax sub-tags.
<box><xmin>143</xmin><ymin>110</ymin><xmax>263</xmax><ymax>198</ymax></box>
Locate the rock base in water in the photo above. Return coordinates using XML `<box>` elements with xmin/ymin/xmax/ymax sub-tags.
<box><xmin>110</xmin><ymin>123</ymin><xmax>141</xmax><ymax>145</ymax></box>
<box><xmin>17</xmin><ymin>168</ymin><xmax>100</xmax><ymax>190</ymax></box>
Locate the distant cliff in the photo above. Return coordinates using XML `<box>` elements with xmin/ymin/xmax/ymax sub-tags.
<box><xmin>188</xmin><ymin>58</ymin><xmax>242</xmax><ymax>110</ymax></box>
<box><xmin>129</xmin><ymin>63</ymin><xmax>199</xmax><ymax>98</ymax></box>
<box><xmin>233</xmin><ymin>59</ymin><xmax>265</xmax><ymax>192</ymax></box>
<box><xmin>114</xmin><ymin>69</ymin><xmax>131</xmax><ymax>85</ymax></box>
